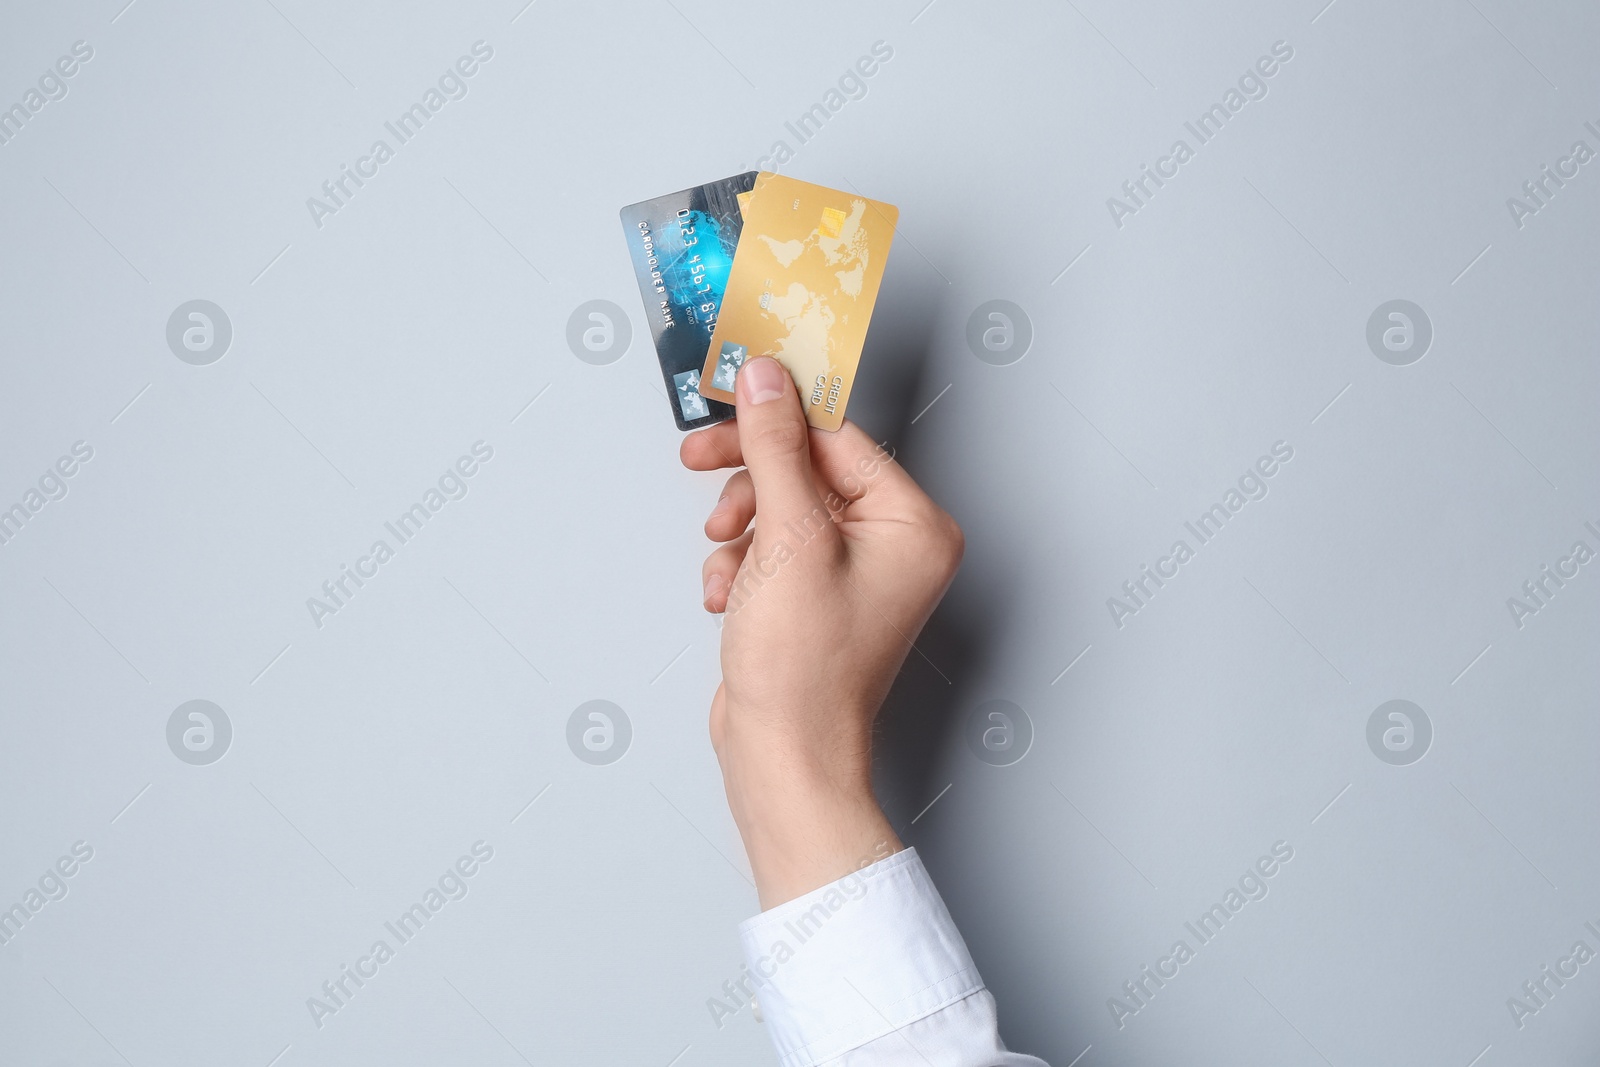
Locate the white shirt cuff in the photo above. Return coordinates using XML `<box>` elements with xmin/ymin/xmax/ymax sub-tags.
<box><xmin>736</xmin><ymin>847</ymin><xmax>985</xmax><ymax>1067</ymax></box>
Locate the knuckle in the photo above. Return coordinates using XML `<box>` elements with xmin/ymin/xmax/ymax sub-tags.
<box><xmin>926</xmin><ymin>509</ymin><xmax>965</xmax><ymax>575</ymax></box>
<box><xmin>750</xmin><ymin>417</ymin><xmax>808</xmax><ymax>459</ymax></box>
<box><xmin>945</xmin><ymin>516</ymin><xmax>966</xmax><ymax>566</ymax></box>
<box><xmin>707</xmin><ymin>706</ymin><xmax>727</xmax><ymax>756</ymax></box>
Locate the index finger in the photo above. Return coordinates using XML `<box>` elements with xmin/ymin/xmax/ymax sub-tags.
<box><xmin>679</xmin><ymin>420</ymin><xmax>743</xmax><ymax>471</ymax></box>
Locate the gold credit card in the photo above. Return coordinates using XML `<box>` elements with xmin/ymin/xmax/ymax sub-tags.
<box><xmin>698</xmin><ymin>172</ymin><xmax>897</xmax><ymax>430</ymax></box>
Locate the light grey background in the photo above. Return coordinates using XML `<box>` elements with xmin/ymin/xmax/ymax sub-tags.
<box><xmin>2</xmin><ymin>1</ymin><xmax>1596</xmax><ymax>1064</ymax></box>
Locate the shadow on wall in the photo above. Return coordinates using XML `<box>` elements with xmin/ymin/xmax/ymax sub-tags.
<box><xmin>853</xmin><ymin>257</ymin><xmax>1080</xmax><ymax>1065</ymax></box>
<box><xmin>847</xmin><ymin>253</ymin><xmax>1022</xmax><ymax>837</ymax></box>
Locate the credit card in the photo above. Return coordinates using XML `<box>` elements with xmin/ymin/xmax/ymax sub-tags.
<box><xmin>697</xmin><ymin>172</ymin><xmax>897</xmax><ymax>431</ymax></box>
<box><xmin>619</xmin><ymin>171</ymin><xmax>758</xmax><ymax>430</ymax></box>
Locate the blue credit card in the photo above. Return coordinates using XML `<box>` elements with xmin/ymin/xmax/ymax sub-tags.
<box><xmin>620</xmin><ymin>171</ymin><xmax>757</xmax><ymax>430</ymax></box>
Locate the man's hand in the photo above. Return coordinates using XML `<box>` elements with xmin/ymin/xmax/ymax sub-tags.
<box><xmin>680</xmin><ymin>357</ymin><xmax>965</xmax><ymax>909</ymax></box>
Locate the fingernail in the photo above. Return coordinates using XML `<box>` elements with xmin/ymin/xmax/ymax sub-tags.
<box><xmin>739</xmin><ymin>357</ymin><xmax>787</xmax><ymax>405</ymax></box>
<box><xmin>703</xmin><ymin>573</ymin><xmax>728</xmax><ymax>608</ymax></box>
<box><xmin>710</xmin><ymin>494</ymin><xmax>731</xmax><ymax>517</ymax></box>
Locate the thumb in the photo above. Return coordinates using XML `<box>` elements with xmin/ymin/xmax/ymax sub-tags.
<box><xmin>735</xmin><ymin>357</ymin><xmax>828</xmax><ymax>529</ymax></box>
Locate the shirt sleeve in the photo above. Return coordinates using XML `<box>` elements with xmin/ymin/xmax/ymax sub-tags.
<box><xmin>736</xmin><ymin>847</ymin><xmax>1051</xmax><ymax>1067</ymax></box>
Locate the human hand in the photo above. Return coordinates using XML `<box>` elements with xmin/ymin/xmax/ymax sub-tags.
<box><xmin>679</xmin><ymin>357</ymin><xmax>965</xmax><ymax>908</ymax></box>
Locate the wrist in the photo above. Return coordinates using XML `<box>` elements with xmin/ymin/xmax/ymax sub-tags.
<box><xmin>718</xmin><ymin>743</ymin><xmax>901</xmax><ymax>909</ymax></box>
